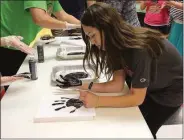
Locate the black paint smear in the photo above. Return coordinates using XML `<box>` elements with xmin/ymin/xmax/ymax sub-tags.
<box><xmin>52</xmin><ymin>103</ymin><xmax>64</xmax><ymax>105</ymax></box>
<box><xmin>55</xmin><ymin>106</ymin><xmax>66</xmax><ymax>111</ymax></box>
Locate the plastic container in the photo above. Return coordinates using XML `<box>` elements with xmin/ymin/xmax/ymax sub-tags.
<box><xmin>51</xmin><ymin>64</ymin><xmax>95</xmax><ymax>84</ymax></box>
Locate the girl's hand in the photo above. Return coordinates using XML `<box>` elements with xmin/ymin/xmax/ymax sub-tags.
<box><xmin>79</xmin><ymin>90</ymin><xmax>99</xmax><ymax>108</ymax></box>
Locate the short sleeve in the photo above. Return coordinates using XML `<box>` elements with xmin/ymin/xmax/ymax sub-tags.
<box><xmin>113</xmin><ymin>63</ymin><xmax>122</xmax><ymax>72</ymax></box>
<box><xmin>24</xmin><ymin>1</ymin><xmax>47</xmax><ymax>11</ymax></box>
<box><xmin>131</xmin><ymin>49</ymin><xmax>152</xmax><ymax>88</ymax></box>
<box><xmin>53</xmin><ymin>1</ymin><xmax>63</xmax><ymax>13</ymax></box>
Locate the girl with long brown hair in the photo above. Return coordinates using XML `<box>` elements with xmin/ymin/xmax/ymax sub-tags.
<box><xmin>78</xmin><ymin>2</ymin><xmax>182</xmax><ymax>138</ymax></box>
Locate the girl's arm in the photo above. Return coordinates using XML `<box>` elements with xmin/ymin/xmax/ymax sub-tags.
<box><xmin>97</xmin><ymin>87</ymin><xmax>147</xmax><ymax>107</ymax></box>
<box><xmin>79</xmin><ymin>86</ymin><xmax>147</xmax><ymax>108</ymax></box>
<box><xmin>80</xmin><ymin>69</ymin><xmax>125</xmax><ymax>93</ymax></box>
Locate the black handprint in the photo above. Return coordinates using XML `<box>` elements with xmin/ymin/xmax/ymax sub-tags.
<box><xmin>52</xmin><ymin>97</ymin><xmax>83</xmax><ymax>113</ymax></box>
<box><xmin>56</xmin><ymin>72</ymin><xmax>88</xmax><ymax>88</ymax></box>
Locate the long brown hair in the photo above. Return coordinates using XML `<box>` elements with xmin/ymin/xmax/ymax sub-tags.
<box><xmin>81</xmin><ymin>2</ymin><xmax>165</xmax><ymax>80</ymax></box>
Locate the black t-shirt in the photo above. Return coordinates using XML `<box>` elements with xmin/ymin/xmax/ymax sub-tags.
<box><xmin>58</xmin><ymin>0</ymin><xmax>86</xmax><ymax>19</ymax></box>
<box><xmin>115</xmin><ymin>39</ymin><xmax>183</xmax><ymax>107</ymax></box>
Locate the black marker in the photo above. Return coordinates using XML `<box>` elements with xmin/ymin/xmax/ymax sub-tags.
<box><xmin>67</xmin><ymin>52</ymin><xmax>85</xmax><ymax>55</ymax></box>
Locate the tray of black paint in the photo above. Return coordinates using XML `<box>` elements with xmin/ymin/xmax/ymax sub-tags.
<box><xmin>51</xmin><ymin>64</ymin><xmax>96</xmax><ymax>84</ymax></box>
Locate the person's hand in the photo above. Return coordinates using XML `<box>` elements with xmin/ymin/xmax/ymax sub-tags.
<box><xmin>2</xmin><ymin>36</ymin><xmax>34</xmax><ymax>55</ymax></box>
<box><xmin>65</xmin><ymin>22</ymin><xmax>81</xmax><ymax>30</ymax></box>
<box><xmin>79</xmin><ymin>90</ymin><xmax>99</xmax><ymax>108</ymax></box>
<box><xmin>1</xmin><ymin>76</ymin><xmax>24</xmax><ymax>86</ymax></box>
<box><xmin>160</xmin><ymin>1</ymin><xmax>171</xmax><ymax>9</ymax></box>
<box><xmin>164</xmin><ymin>1</ymin><xmax>174</xmax><ymax>7</ymax></box>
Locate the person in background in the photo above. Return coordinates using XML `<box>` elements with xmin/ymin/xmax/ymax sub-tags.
<box><xmin>0</xmin><ymin>1</ymin><xmax>81</xmax><ymax>82</ymax></box>
<box><xmin>88</xmin><ymin>0</ymin><xmax>140</xmax><ymax>26</ymax></box>
<box><xmin>58</xmin><ymin>0</ymin><xmax>86</xmax><ymax>19</ymax></box>
<box><xmin>77</xmin><ymin>3</ymin><xmax>182</xmax><ymax>139</ymax></box>
<box><xmin>140</xmin><ymin>0</ymin><xmax>170</xmax><ymax>35</ymax></box>
<box><xmin>51</xmin><ymin>0</ymin><xmax>95</xmax><ymax>36</ymax></box>
<box><xmin>136</xmin><ymin>0</ymin><xmax>146</xmax><ymax>26</ymax></box>
<box><xmin>167</xmin><ymin>0</ymin><xmax>183</xmax><ymax>56</ymax></box>
<box><xmin>51</xmin><ymin>0</ymin><xmax>87</xmax><ymax>36</ymax></box>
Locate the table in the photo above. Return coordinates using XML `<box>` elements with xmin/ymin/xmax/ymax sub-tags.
<box><xmin>1</xmin><ymin>37</ymin><xmax>153</xmax><ymax>138</ymax></box>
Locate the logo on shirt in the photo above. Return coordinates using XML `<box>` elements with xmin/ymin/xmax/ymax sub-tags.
<box><xmin>140</xmin><ymin>78</ymin><xmax>146</xmax><ymax>83</ymax></box>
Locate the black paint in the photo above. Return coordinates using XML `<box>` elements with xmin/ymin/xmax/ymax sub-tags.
<box><xmin>53</xmin><ymin>97</ymin><xmax>83</xmax><ymax>113</ymax></box>
<box><xmin>56</xmin><ymin>74</ymin><xmax>82</xmax><ymax>88</ymax></box>
<box><xmin>67</xmin><ymin>52</ymin><xmax>85</xmax><ymax>55</ymax></box>
<box><xmin>64</xmin><ymin>72</ymin><xmax>88</xmax><ymax>79</ymax></box>
<box><xmin>41</xmin><ymin>35</ymin><xmax>55</xmax><ymax>40</ymax></box>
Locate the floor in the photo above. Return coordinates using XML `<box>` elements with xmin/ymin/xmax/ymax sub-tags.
<box><xmin>156</xmin><ymin>106</ymin><xmax>183</xmax><ymax>139</ymax></box>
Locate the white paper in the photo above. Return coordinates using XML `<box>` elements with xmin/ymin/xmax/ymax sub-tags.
<box><xmin>34</xmin><ymin>94</ymin><xmax>96</xmax><ymax>123</ymax></box>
